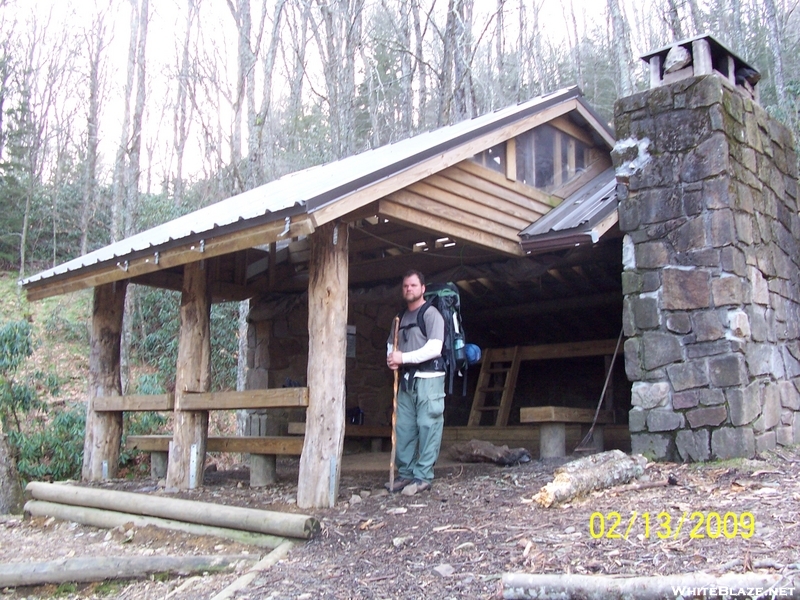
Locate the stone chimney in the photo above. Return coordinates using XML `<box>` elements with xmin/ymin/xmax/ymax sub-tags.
<box><xmin>613</xmin><ymin>34</ymin><xmax>800</xmax><ymax>461</ymax></box>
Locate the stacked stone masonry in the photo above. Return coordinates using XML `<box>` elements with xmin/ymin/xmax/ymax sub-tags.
<box><xmin>613</xmin><ymin>74</ymin><xmax>800</xmax><ymax>461</ymax></box>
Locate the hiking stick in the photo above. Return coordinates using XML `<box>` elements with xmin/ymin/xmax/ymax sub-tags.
<box><xmin>389</xmin><ymin>316</ymin><xmax>400</xmax><ymax>491</ymax></box>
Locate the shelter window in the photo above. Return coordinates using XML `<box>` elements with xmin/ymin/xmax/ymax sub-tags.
<box><xmin>515</xmin><ymin>125</ymin><xmax>589</xmax><ymax>192</ymax></box>
<box><xmin>472</xmin><ymin>142</ymin><xmax>506</xmax><ymax>174</ymax></box>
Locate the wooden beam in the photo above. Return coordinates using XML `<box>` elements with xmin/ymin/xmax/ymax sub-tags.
<box><xmin>474</xmin><ymin>292</ymin><xmax>621</xmax><ymax>321</ymax></box>
<box><xmin>483</xmin><ymin>339</ymin><xmax>619</xmax><ymax>362</ymax></box>
<box><xmin>413</xmin><ymin>176</ymin><xmax>540</xmax><ymax>225</ymax></box>
<box><xmin>82</xmin><ymin>281</ymin><xmax>128</xmax><ymax>481</ymax></box>
<box><xmin>548</xmin><ymin>115</ymin><xmax>596</xmax><ymax>146</ymax></box>
<box><xmin>573</xmin><ymin>100</ymin><xmax>616</xmax><ymax>148</ymax></box>
<box><xmin>127</xmin><ymin>435</ymin><xmax>304</xmax><ymax>455</ymax></box>
<box><xmin>387</xmin><ymin>189</ymin><xmax>523</xmax><ymax>241</ymax></box>
<box><xmin>287</xmin><ymin>423</ymin><xmax>391</xmax><ymax>437</ymax></box>
<box><xmin>25</xmin><ymin>217</ymin><xmax>315</xmax><ymax>302</ymax></box>
<box><xmin>378</xmin><ymin>198</ymin><xmax>524</xmax><ymax>257</ymax></box>
<box><xmin>519</xmin><ymin>406</ymin><xmax>613</xmax><ymax>424</ymax></box>
<box><xmin>298</xmin><ymin>221</ymin><xmax>349</xmax><ymax>509</ymax></box>
<box><xmin>505</xmin><ymin>137</ymin><xmax>517</xmax><ymax>180</ymax></box>
<box><xmin>167</xmin><ymin>261</ymin><xmax>212</xmax><ymax>490</ymax></box>
<box><xmin>180</xmin><ymin>388</ymin><xmax>309</xmax><ymax>410</ymax></box>
<box><xmin>94</xmin><ymin>394</ymin><xmax>174</xmax><ymax>412</ymax></box>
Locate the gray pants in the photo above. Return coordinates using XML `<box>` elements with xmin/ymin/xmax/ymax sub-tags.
<box><xmin>395</xmin><ymin>374</ymin><xmax>445</xmax><ymax>483</ymax></box>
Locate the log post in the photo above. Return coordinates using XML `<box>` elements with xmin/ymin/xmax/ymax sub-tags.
<box><xmin>82</xmin><ymin>281</ymin><xmax>127</xmax><ymax>481</ymax></box>
<box><xmin>297</xmin><ymin>222</ymin><xmax>348</xmax><ymax>508</ymax></box>
<box><xmin>166</xmin><ymin>261</ymin><xmax>211</xmax><ymax>489</ymax></box>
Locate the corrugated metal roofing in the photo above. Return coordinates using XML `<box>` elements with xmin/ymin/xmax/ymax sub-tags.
<box><xmin>21</xmin><ymin>85</ymin><xmax>612</xmax><ymax>289</ymax></box>
<box><xmin>518</xmin><ymin>169</ymin><xmax>618</xmax><ymax>252</ymax></box>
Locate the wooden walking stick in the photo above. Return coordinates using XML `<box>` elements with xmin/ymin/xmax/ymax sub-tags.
<box><xmin>389</xmin><ymin>316</ymin><xmax>400</xmax><ymax>491</ymax></box>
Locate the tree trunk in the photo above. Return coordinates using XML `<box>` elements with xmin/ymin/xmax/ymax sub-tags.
<box><xmin>80</xmin><ymin>13</ymin><xmax>103</xmax><ymax>255</ymax></box>
<box><xmin>0</xmin><ymin>431</ymin><xmax>23</xmax><ymax>514</ymax></box>
<box><xmin>297</xmin><ymin>222</ymin><xmax>349</xmax><ymax>509</ymax></box>
<box><xmin>173</xmin><ymin>0</ymin><xmax>198</xmax><ymax>207</ymax></box>
<box><xmin>82</xmin><ymin>281</ymin><xmax>128</xmax><ymax>481</ymax></box>
<box><xmin>607</xmin><ymin>0</ymin><xmax>633</xmax><ymax>97</ymax></box>
<box><xmin>763</xmin><ymin>0</ymin><xmax>788</xmax><ymax>117</ymax></box>
<box><xmin>166</xmin><ymin>261</ymin><xmax>212</xmax><ymax>490</ymax></box>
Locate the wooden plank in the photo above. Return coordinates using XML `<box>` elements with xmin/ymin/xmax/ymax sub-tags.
<box><xmin>548</xmin><ymin>115</ymin><xmax>596</xmax><ymax>146</ymax></box>
<box><xmin>505</xmin><ymin>137</ymin><xmax>517</xmax><ymax>180</ymax></box>
<box><xmin>387</xmin><ymin>189</ymin><xmax>522</xmax><ymax>241</ymax></box>
<box><xmin>378</xmin><ymin>198</ymin><xmax>525</xmax><ymax>257</ymax></box>
<box><xmin>572</xmin><ymin>100</ymin><xmax>615</xmax><ymax>148</ymax></box>
<box><xmin>180</xmin><ymin>388</ymin><xmax>309</xmax><ymax>410</ymax></box>
<box><xmin>419</xmin><ymin>174</ymin><xmax>542</xmax><ymax>223</ymax></box>
<box><xmin>288</xmin><ymin>422</ymin><xmax>391</xmax><ymax>437</ymax></box>
<box><xmin>519</xmin><ymin>406</ymin><xmax>613</xmax><ymax>424</ymax></box>
<box><xmin>309</xmin><ymin>100</ymin><xmax>578</xmax><ymax>229</ymax></box>
<box><xmin>441</xmin><ymin>160</ymin><xmax>561</xmax><ymax>214</ymax></box>
<box><xmin>126</xmin><ymin>435</ymin><xmax>304</xmax><ymax>455</ymax></box>
<box><xmin>25</xmin><ymin>217</ymin><xmax>315</xmax><ymax>302</ymax></box>
<box><xmin>486</xmin><ymin>339</ymin><xmax>619</xmax><ymax>362</ymax></box>
<box><xmin>94</xmin><ymin>394</ymin><xmax>175</xmax><ymax>412</ymax></box>
<box><xmin>408</xmin><ymin>181</ymin><xmax>531</xmax><ymax>231</ymax></box>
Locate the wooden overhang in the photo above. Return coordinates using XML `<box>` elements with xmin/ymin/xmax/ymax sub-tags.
<box><xmin>20</xmin><ymin>87</ymin><xmax>615</xmax><ymax>302</ymax></box>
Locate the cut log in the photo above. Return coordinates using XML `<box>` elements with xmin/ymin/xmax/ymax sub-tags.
<box><xmin>82</xmin><ymin>281</ymin><xmax>127</xmax><ymax>481</ymax></box>
<box><xmin>26</xmin><ymin>482</ymin><xmax>319</xmax><ymax>539</ymax></box>
<box><xmin>501</xmin><ymin>572</ymin><xmax>790</xmax><ymax>600</ymax></box>
<box><xmin>209</xmin><ymin>540</ymin><xmax>295</xmax><ymax>600</ymax></box>
<box><xmin>447</xmin><ymin>439</ymin><xmax>531</xmax><ymax>466</ymax></box>
<box><xmin>298</xmin><ymin>221</ymin><xmax>349</xmax><ymax>509</ymax></box>
<box><xmin>24</xmin><ymin>500</ymin><xmax>290</xmax><ymax>549</ymax></box>
<box><xmin>530</xmin><ymin>450</ymin><xmax>646</xmax><ymax>508</ymax></box>
<box><xmin>0</xmin><ymin>554</ymin><xmax>255</xmax><ymax>588</ymax></box>
<box><xmin>167</xmin><ymin>261</ymin><xmax>212</xmax><ymax>490</ymax></box>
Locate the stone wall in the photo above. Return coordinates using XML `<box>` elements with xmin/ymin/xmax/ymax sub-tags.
<box><xmin>243</xmin><ymin>288</ymin><xmax>400</xmax><ymax>433</ymax></box>
<box><xmin>613</xmin><ymin>74</ymin><xmax>800</xmax><ymax>461</ymax></box>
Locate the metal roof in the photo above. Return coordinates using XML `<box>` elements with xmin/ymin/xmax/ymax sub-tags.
<box><xmin>21</xmin><ymin>85</ymin><xmax>613</xmax><ymax>290</ymax></box>
<box><xmin>518</xmin><ymin>169</ymin><xmax>618</xmax><ymax>253</ymax></box>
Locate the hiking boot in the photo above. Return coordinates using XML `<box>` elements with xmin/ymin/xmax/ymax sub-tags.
<box><xmin>401</xmin><ymin>479</ymin><xmax>431</xmax><ymax>496</ymax></box>
<box><xmin>385</xmin><ymin>477</ymin><xmax>413</xmax><ymax>493</ymax></box>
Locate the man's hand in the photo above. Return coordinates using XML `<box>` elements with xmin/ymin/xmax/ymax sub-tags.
<box><xmin>387</xmin><ymin>350</ymin><xmax>403</xmax><ymax>370</ymax></box>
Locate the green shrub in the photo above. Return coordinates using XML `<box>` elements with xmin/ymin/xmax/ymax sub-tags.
<box><xmin>9</xmin><ymin>402</ymin><xmax>85</xmax><ymax>482</ymax></box>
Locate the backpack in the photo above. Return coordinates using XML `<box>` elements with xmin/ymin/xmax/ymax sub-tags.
<box><xmin>399</xmin><ymin>282</ymin><xmax>469</xmax><ymax>395</ymax></box>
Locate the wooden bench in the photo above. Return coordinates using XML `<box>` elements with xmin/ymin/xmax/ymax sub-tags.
<box><xmin>288</xmin><ymin>422</ymin><xmax>392</xmax><ymax>452</ymax></box>
<box><xmin>126</xmin><ymin>435</ymin><xmax>304</xmax><ymax>485</ymax></box>
<box><xmin>110</xmin><ymin>389</ymin><xmax>310</xmax><ymax>487</ymax></box>
<box><xmin>519</xmin><ymin>406</ymin><xmax>613</xmax><ymax>458</ymax></box>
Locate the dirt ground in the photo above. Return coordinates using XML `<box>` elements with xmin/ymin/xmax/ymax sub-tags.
<box><xmin>1</xmin><ymin>445</ymin><xmax>799</xmax><ymax>599</ymax></box>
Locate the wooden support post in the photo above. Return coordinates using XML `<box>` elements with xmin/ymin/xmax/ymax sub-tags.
<box><xmin>297</xmin><ymin>222</ymin><xmax>349</xmax><ymax>509</ymax></box>
<box><xmin>82</xmin><ymin>281</ymin><xmax>127</xmax><ymax>481</ymax></box>
<box><xmin>166</xmin><ymin>261</ymin><xmax>211</xmax><ymax>490</ymax></box>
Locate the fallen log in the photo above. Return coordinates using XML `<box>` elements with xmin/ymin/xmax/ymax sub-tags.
<box><xmin>26</xmin><ymin>482</ymin><xmax>319</xmax><ymax>539</ymax></box>
<box><xmin>501</xmin><ymin>571</ymin><xmax>793</xmax><ymax>600</ymax></box>
<box><xmin>24</xmin><ymin>500</ymin><xmax>290</xmax><ymax>549</ymax></box>
<box><xmin>530</xmin><ymin>449</ymin><xmax>646</xmax><ymax>508</ymax></box>
<box><xmin>210</xmin><ymin>540</ymin><xmax>295</xmax><ymax>600</ymax></box>
<box><xmin>448</xmin><ymin>439</ymin><xmax>532</xmax><ymax>466</ymax></box>
<box><xmin>0</xmin><ymin>554</ymin><xmax>255</xmax><ymax>588</ymax></box>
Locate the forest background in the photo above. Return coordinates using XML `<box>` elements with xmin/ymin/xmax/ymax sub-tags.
<box><xmin>0</xmin><ymin>0</ymin><xmax>798</xmax><ymax>484</ymax></box>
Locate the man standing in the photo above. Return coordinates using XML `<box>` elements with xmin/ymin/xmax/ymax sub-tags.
<box><xmin>386</xmin><ymin>270</ymin><xmax>446</xmax><ymax>495</ymax></box>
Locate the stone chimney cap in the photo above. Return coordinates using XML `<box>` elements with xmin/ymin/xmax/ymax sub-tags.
<box><xmin>641</xmin><ymin>34</ymin><xmax>760</xmax><ymax>98</ymax></box>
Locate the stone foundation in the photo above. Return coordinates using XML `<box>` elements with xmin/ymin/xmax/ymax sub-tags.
<box><xmin>614</xmin><ymin>75</ymin><xmax>800</xmax><ymax>461</ymax></box>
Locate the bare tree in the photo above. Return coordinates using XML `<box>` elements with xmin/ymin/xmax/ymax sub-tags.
<box><xmin>173</xmin><ymin>0</ymin><xmax>199</xmax><ymax>207</ymax></box>
<box><xmin>608</xmin><ymin>0</ymin><xmax>634</xmax><ymax>97</ymax></box>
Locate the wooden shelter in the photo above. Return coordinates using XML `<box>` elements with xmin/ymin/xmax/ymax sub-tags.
<box><xmin>20</xmin><ymin>87</ymin><xmax>624</xmax><ymax>508</ymax></box>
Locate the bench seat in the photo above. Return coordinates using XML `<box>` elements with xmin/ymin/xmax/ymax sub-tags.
<box><xmin>519</xmin><ymin>407</ymin><xmax>613</xmax><ymax>458</ymax></box>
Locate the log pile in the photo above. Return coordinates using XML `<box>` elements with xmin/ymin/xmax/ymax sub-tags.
<box><xmin>529</xmin><ymin>449</ymin><xmax>647</xmax><ymax>508</ymax></box>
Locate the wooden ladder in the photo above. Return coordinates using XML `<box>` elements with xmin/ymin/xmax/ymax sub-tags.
<box><xmin>467</xmin><ymin>346</ymin><xmax>521</xmax><ymax>426</ymax></box>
